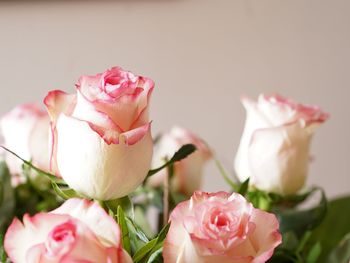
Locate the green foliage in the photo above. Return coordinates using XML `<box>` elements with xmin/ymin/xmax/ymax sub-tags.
<box><xmin>237</xmin><ymin>178</ymin><xmax>249</xmax><ymax>196</ymax></box>
<box><xmin>51</xmin><ymin>181</ymin><xmax>81</xmax><ymax>200</ymax></box>
<box><xmin>273</xmin><ymin>188</ymin><xmax>327</xmax><ymax>235</ymax></box>
<box><xmin>309</xmin><ymin>195</ymin><xmax>350</xmax><ymax>262</ymax></box>
<box><xmin>0</xmin><ymin>162</ymin><xmax>14</xmax><ymax>233</ymax></box>
<box><xmin>133</xmin><ymin>238</ymin><xmax>158</xmax><ymax>262</ymax></box>
<box><xmin>14</xmin><ymin>164</ymin><xmax>62</xmax><ymax>217</ymax></box>
<box><xmin>133</xmin><ymin>224</ymin><xmax>170</xmax><ymax>263</ymax></box>
<box><xmin>0</xmin><ymin>164</ymin><xmax>13</xmax><ymax>263</ymax></box>
<box><xmin>105</xmin><ymin>196</ymin><xmax>134</xmax><ymax>219</ymax></box>
<box><xmin>306</xmin><ymin>242</ymin><xmax>321</xmax><ymax>263</ymax></box>
<box><xmin>125</xmin><ymin>216</ymin><xmax>150</xmax><ymax>253</ymax></box>
<box><xmin>0</xmin><ymin>232</ymin><xmax>9</xmax><ymax>263</ymax></box>
<box><xmin>147</xmin><ymin>247</ymin><xmax>163</xmax><ymax>263</ymax></box>
<box><xmin>327</xmin><ymin>233</ymin><xmax>350</xmax><ymax>263</ymax></box>
<box><xmin>117</xmin><ymin>206</ymin><xmax>132</xmax><ymax>254</ymax></box>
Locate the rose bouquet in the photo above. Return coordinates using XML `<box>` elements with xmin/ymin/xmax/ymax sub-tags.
<box><xmin>0</xmin><ymin>66</ymin><xmax>349</xmax><ymax>263</ymax></box>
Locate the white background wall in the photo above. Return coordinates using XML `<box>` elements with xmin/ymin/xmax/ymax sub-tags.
<box><xmin>0</xmin><ymin>0</ymin><xmax>349</xmax><ymax>197</ymax></box>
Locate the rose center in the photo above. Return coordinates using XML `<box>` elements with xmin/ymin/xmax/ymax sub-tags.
<box><xmin>214</xmin><ymin>213</ymin><xmax>229</xmax><ymax>227</ymax></box>
<box><xmin>52</xmin><ymin>229</ymin><xmax>74</xmax><ymax>242</ymax></box>
<box><xmin>46</xmin><ymin>221</ymin><xmax>77</xmax><ymax>256</ymax></box>
<box><xmin>102</xmin><ymin>71</ymin><xmax>138</xmax><ymax>98</ymax></box>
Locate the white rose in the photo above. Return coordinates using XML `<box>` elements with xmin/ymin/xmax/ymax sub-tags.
<box><xmin>148</xmin><ymin>126</ymin><xmax>212</xmax><ymax>196</ymax></box>
<box><xmin>44</xmin><ymin>67</ymin><xmax>154</xmax><ymax>200</ymax></box>
<box><xmin>234</xmin><ymin>94</ymin><xmax>328</xmax><ymax>195</ymax></box>
<box><xmin>0</xmin><ymin>104</ymin><xmax>50</xmax><ymax>183</ymax></box>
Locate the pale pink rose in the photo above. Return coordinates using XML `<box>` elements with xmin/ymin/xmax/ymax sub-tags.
<box><xmin>4</xmin><ymin>198</ymin><xmax>132</xmax><ymax>263</ymax></box>
<box><xmin>0</xmin><ymin>104</ymin><xmax>50</xmax><ymax>180</ymax></box>
<box><xmin>163</xmin><ymin>191</ymin><xmax>281</xmax><ymax>263</ymax></box>
<box><xmin>234</xmin><ymin>94</ymin><xmax>329</xmax><ymax>195</ymax></box>
<box><xmin>44</xmin><ymin>67</ymin><xmax>154</xmax><ymax>200</ymax></box>
<box><xmin>148</xmin><ymin>126</ymin><xmax>212</xmax><ymax>196</ymax></box>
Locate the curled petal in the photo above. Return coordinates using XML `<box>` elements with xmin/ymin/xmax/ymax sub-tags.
<box><xmin>44</xmin><ymin>90</ymin><xmax>76</xmax><ymax>123</ymax></box>
<box><xmin>44</xmin><ymin>90</ymin><xmax>76</xmax><ymax>174</ymax></box>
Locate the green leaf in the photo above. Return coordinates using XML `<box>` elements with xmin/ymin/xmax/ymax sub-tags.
<box><xmin>280</xmin><ymin>231</ymin><xmax>299</xmax><ymax>251</ymax></box>
<box><xmin>296</xmin><ymin>231</ymin><xmax>312</xmax><ymax>254</ymax></box>
<box><xmin>327</xmin><ymin>233</ymin><xmax>350</xmax><ymax>263</ymax></box>
<box><xmin>246</xmin><ymin>189</ymin><xmax>272</xmax><ymax>210</ymax></box>
<box><xmin>274</xmin><ymin>188</ymin><xmax>327</xmax><ymax>235</ymax></box>
<box><xmin>267</xmin><ymin>247</ymin><xmax>297</xmax><ymax>263</ymax></box>
<box><xmin>147</xmin><ymin>144</ymin><xmax>196</xmax><ymax>178</ymax></box>
<box><xmin>306</xmin><ymin>242</ymin><xmax>321</xmax><ymax>263</ymax></box>
<box><xmin>117</xmin><ymin>206</ymin><xmax>131</xmax><ymax>255</ymax></box>
<box><xmin>238</xmin><ymin>178</ymin><xmax>250</xmax><ymax>196</ymax></box>
<box><xmin>0</xmin><ymin>233</ymin><xmax>7</xmax><ymax>262</ymax></box>
<box><xmin>105</xmin><ymin>196</ymin><xmax>134</xmax><ymax>219</ymax></box>
<box><xmin>157</xmin><ymin>223</ymin><xmax>170</xmax><ymax>243</ymax></box>
<box><xmin>0</xmin><ymin>146</ymin><xmax>64</xmax><ymax>184</ymax></box>
<box><xmin>269</xmin><ymin>187</ymin><xmax>320</xmax><ymax>208</ymax></box>
<box><xmin>125</xmin><ymin>216</ymin><xmax>150</xmax><ymax>253</ymax></box>
<box><xmin>51</xmin><ymin>182</ymin><xmax>81</xmax><ymax>200</ymax></box>
<box><xmin>309</xmin><ymin>195</ymin><xmax>350</xmax><ymax>262</ymax></box>
<box><xmin>133</xmin><ymin>238</ymin><xmax>158</xmax><ymax>263</ymax></box>
<box><xmin>133</xmin><ymin>223</ymin><xmax>170</xmax><ymax>263</ymax></box>
<box><xmin>0</xmin><ymin>162</ymin><xmax>14</xmax><ymax>232</ymax></box>
<box><xmin>147</xmin><ymin>247</ymin><xmax>163</xmax><ymax>263</ymax></box>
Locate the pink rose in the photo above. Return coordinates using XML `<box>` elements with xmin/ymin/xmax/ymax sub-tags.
<box><xmin>4</xmin><ymin>198</ymin><xmax>132</xmax><ymax>263</ymax></box>
<box><xmin>163</xmin><ymin>191</ymin><xmax>281</xmax><ymax>263</ymax></box>
<box><xmin>234</xmin><ymin>94</ymin><xmax>329</xmax><ymax>195</ymax></box>
<box><xmin>44</xmin><ymin>67</ymin><xmax>154</xmax><ymax>200</ymax></box>
<box><xmin>149</xmin><ymin>126</ymin><xmax>212</xmax><ymax>196</ymax></box>
<box><xmin>0</xmin><ymin>104</ymin><xmax>50</xmax><ymax>180</ymax></box>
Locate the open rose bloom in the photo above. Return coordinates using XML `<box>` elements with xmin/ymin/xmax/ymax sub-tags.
<box><xmin>0</xmin><ymin>104</ymin><xmax>50</xmax><ymax>183</ymax></box>
<box><xmin>149</xmin><ymin>126</ymin><xmax>212</xmax><ymax>196</ymax></box>
<box><xmin>44</xmin><ymin>67</ymin><xmax>154</xmax><ymax>200</ymax></box>
<box><xmin>234</xmin><ymin>94</ymin><xmax>329</xmax><ymax>195</ymax></box>
<box><xmin>164</xmin><ymin>191</ymin><xmax>281</xmax><ymax>263</ymax></box>
<box><xmin>4</xmin><ymin>198</ymin><xmax>132</xmax><ymax>263</ymax></box>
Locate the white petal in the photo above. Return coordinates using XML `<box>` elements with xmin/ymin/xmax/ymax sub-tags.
<box><xmin>248</xmin><ymin>122</ymin><xmax>312</xmax><ymax>194</ymax></box>
<box><xmin>55</xmin><ymin>114</ymin><xmax>153</xmax><ymax>200</ymax></box>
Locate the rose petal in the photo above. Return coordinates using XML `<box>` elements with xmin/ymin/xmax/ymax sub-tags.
<box><xmin>44</xmin><ymin>90</ymin><xmax>76</xmax><ymax>174</ymax></box>
<box><xmin>52</xmin><ymin>198</ymin><xmax>121</xmax><ymax>247</ymax></box>
<box><xmin>4</xmin><ymin>213</ymin><xmax>70</xmax><ymax>263</ymax></box>
<box><xmin>249</xmin><ymin>209</ymin><xmax>282</xmax><ymax>263</ymax></box>
<box><xmin>92</xmin><ymin>78</ymin><xmax>153</xmax><ymax>131</ymax></box>
<box><xmin>55</xmin><ymin>114</ymin><xmax>153</xmax><ymax>200</ymax></box>
<box><xmin>248</xmin><ymin>121</ymin><xmax>313</xmax><ymax>195</ymax></box>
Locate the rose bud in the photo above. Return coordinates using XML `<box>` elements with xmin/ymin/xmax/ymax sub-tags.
<box><xmin>0</xmin><ymin>104</ymin><xmax>50</xmax><ymax>182</ymax></box>
<box><xmin>4</xmin><ymin>198</ymin><xmax>132</xmax><ymax>263</ymax></box>
<box><xmin>44</xmin><ymin>67</ymin><xmax>154</xmax><ymax>200</ymax></box>
<box><xmin>163</xmin><ymin>191</ymin><xmax>281</xmax><ymax>262</ymax></box>
<box><xmin>234</xmin><ymin>94</ymin><xmax>329</xmax><ymax>195</ymax></box>
<box><xmin>148</xmin><ymin>126</ymin><xmax>212</xmax><ymax>196</ymax></box>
